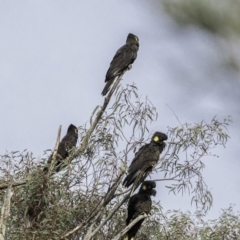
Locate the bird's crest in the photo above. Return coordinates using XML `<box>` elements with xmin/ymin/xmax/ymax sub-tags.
<box><xmin>127</xmin><ymin>33</ymin><xmax>139</xmax><ymax>43</ymax></box>
<box><xmin>67</xmin><ymin>124</ymin><xmax>78</xmax><ymax>134</ymax></box>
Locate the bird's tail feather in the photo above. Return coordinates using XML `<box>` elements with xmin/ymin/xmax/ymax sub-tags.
<box><xmin>122</xmin><ymin>171</ymin><xmax>137</xmax><ymax>188</ymax></box>
<box><xmin>101</xmin><ymin>78</ymin><xmax>114</xmax><ymax>96</ymax></box>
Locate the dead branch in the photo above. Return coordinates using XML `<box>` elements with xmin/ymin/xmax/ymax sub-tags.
<box><xmin>0</xmin><ymin>184</ymin><xmax>12</xmax><ymax>239</ymax></box>
<box><xmin>59</xmin><ymin>71</ymin><xmax>129</xmax><ymax>240</ymax></box>
<box><xmin>66</xmin><ymin>70</ymin><xmax>127</xmax><ymax>166</ymax></box>
<box><xmin>84</xmin><ymin>193</ymin><xmax>130</xmax><ymax>240</ymax></box>
<box><xmin>0</xmin><ymin>180</ymin><xmax>26</xmax><ymax>191</ymax></box>
<box><xmin>47</xmin><ymin>125</ymin><xmax>62</xmax><ymax>176</ymax></box>
<box><xmin>104</xmin><ymin>163</ymin><xmax>125</xmax><ymax>206</ymax></box>
<box><xmin>112</xmin><ymin>214</ymin><xmax>147</xmax><ymax>240</ymax></box>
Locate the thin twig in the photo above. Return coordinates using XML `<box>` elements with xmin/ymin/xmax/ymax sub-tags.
<box><xmin>153</xmin><ymin>177</ymin><xmax>181</xmax><ymax>182</ymax></box>
<box><xmin>166</xmin><ymin>104</ymin><xmax>183</xmax><ymax>126</ymax></box>
<box><xmin>114</xmin><ymin>188</ymin><xmax>131</xmax><ymax>197</ymax></box>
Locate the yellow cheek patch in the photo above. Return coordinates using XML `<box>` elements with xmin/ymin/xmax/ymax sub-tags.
<box><xmin>135</xmin><ymin>36</ymin><xmax>139</xmax><ymax>42</ymax></box>
<box><xmin>75</xmin><ymin>129</ymin><xmax>78</xmax><ymax>134</ymax></box>
<box><xmin>153</xmin><ymin>136</ymin><xmax>159</xmax><ymax>142</ymax></box>
<box><xmin>142</xmin><ymin>185</ymin><xmax>147</xmax><ymax>190</ymax></box>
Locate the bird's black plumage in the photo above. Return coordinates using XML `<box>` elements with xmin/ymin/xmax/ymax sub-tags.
<box><xmin>43</xmin><ymin>124</ymin><xmax>78</xmax><ymax>173</ymax></box>
<box><xmin>123</xmin><ymin>132</ymin><xmax>167</xmax><ymax>189</ymax></box>
<box><xmin>124</xmin><ymin>181</ymin><xmax>156</xmax><ymax>240</ymax></box>
<box><xmin>101</xmin><ymin>33</ymin><xmax>139</xmax><ymax>96</ymax></box>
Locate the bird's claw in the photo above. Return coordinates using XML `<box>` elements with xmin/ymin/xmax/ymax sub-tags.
<box><xmin>127</xmin><ymin>64</ymin><xmax>132</xmax><ymax>70</ymax></box>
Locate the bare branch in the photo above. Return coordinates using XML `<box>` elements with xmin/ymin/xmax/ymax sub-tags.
<box><xmin>60</xmin><ymin>168</ymin><xmax>129</xmax><ymax>239</ymax></box>
<box><xmin>63</xmin><ymin>70</ymin><xmax>127</xmax><ymax>169</ymax></box>
<box><xmin>84</xmin><ymin>193</ymin><xmax>130</xmax><ymax>240</ymax></box>
<box><xmin>83</xmin><ymin>223</ymin><xmax>94</xmax><ymax>240</ymax></box>
<box><xmin>104</xmin><ymin>163</ymin><xmax>125</xmax><ymax>206</ymax></box>
<box><xmin>0</xmin><ymin>184</ymin><xmax>12</xmax><ymax>239</ymax></box>
<box><xmin>153</xmin><ymin>177</ymin><xmax>181</xmax><ymax>182</ymax></box>
<box><xmin>0</xmin><ymin>180</ymin><xmax>26</xmax><ymax>190</ymax></box>
<box><xmin>112</xmin><ymin>214</ymin><xmax>147</xmax><ymax>240</ymax></box>
<box><xmin>47</xmin><ymin>125</ymin><xmax>62</xmax><ymax>175</ymax></box>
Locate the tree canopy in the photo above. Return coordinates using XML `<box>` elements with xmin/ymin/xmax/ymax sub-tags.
<box><xmin>0</xmin><ymin>75</ymin><xmax>233</xmax><ymax>239</ymax></box>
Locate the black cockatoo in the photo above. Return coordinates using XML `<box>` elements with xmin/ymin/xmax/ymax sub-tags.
<box><xmin>123</xmin><ymin>132</ymin><xmax>167</xmax><ymax>189</ymax></box>
<box><xmin>101</xmin><ymin>33</ymin><xmax>139</xmax><ymax>96</ymax></box>
<box><xmin>43</xmin><ymin>124</ymin><xmax>78</xmax><ymax>173</ymax></box>
<box><xmin>124</xmin><ymin>181</ymin><xmax>156</xmax><ymax>240</ymax></box>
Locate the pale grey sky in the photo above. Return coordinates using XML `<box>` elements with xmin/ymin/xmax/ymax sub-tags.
<box><xmin>0</xmin><ymin>0</ymin><xmax>239</xmax><ymax>220</ymax></box>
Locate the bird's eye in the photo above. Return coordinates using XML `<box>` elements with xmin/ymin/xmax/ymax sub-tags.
<box><xmin>153</xmin><ymin>136</ymin><xmax>159</xmax><ymax>142</ymax></box>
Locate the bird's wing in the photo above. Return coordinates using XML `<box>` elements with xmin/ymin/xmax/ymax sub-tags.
<box><xmin>134</xmin><ymin>198</ymin><xmax>151</xmax><ymax>216</ymax></box>
<box><xmin>126</xmin><ymin>194</ymin><xmax>146</xmax><ymax>239</ymax></box>
<box><xmin>127</xmin><ymin>195</ymin><xmax>152</xmax><ymax>223</ymax></box>
<box><xmin>106</xmin><ymin>43</ymin><xmax>137</xmax><ymax>81</ymax></box>
<box><xmin>128</xmin><ymin>143</ymin><xmax>153</xmax><ymax>175</ymax></box>
<box><xmin>111</xmin><ymin>43</ymin><xmax>137</xmax><ymax>63</ymax></box>
<box><xmin>65</xmin><ymin>135</ymin><xmax>77</xmax><ymax>151</ymax></box>
<box><xmin>57</xmin><ymin>134</ymin><xmax>77</xmax><ymax>158</ymax></box>
<box><xmin>127</xmin><ymin>194</ymin><xmax>140</xmax><ymax>224</ymax></box>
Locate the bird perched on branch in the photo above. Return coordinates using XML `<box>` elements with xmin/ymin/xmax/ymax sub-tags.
<box><xmin>123</xmin><ymin>132</ymin><xmax>167</xmax><ymax>190</ymax></box>
<box><xmin>43</xmin><ymin>124</ymin><xmax>78</xmax><ymax>173</ymax></box>
<box><xmin>101</xmin><ymin>33</ymin><xmax>139</xmax><ymax>96</ymax></box>
<box><xmin>124</xmin><ymin>181</ymin><xmax>156</xmax><ymax>240</ymax></box>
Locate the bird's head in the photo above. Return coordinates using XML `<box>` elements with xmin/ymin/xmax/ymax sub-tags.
<box><xmin>151</xmin><ymin>132</ymin><xmax>168</xmax><ymax>147</ymax></box>
<box><xmin>139</xmin><ymin>181</ymin><xmax>156</xmax><ymax>196</ymax></box>
<box><xmin>127</xmin><ymin>33</ymin><xmax>139</xmax><ymax>45</ymax></box>
<box><xmin>67</xmin><ymin>124</ymin><xmax>78</xmax><ymax>135</ymax></box>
